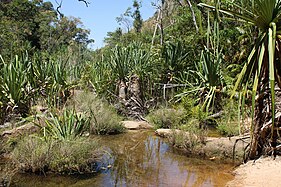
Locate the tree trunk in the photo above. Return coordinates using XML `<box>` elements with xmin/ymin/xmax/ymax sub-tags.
<box><xmin>118</xmin><ymin>80</ymin><xmax>127</xmax><ymax>101</ymax></box>
<box><xmin>127</xmin><ymin>74</ymin><xmax>145</xmax><ymax>119</ymax></box>
<box><xmin>249</xmin><ymin>90</ymin><xmax>267</xmax><ymax>159</ymax></box>
<box><xmin>248</xmin><ymin>72</ymin><xmax>269</xmax><ymax>159</ymax></box>
<box><xmin>248</xmin><ymin>82</ymin><xmax>281</xmax><ymax>159</ymax></box>
<box><xmin>186</xmin><ymin>0</ymin><xmax>199</xmax><ymax>33</ymax></box>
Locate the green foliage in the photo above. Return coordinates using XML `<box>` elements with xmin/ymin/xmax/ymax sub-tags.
<box><xmin>146</xmin><ymin>107</ymin><xmax>185</xmax><ymax>129</ymax></box>
<box><xmin>132</xmin><ymin>0</ymin><xmax>143</xmax><ymax>33</ymax></box>
<box><xmin>176</xmin><ymin>10</ymin><xmax>225</xmax><ymax>113</ymax></box>
<box><xmin>0</xmin><ymin>52</ymin><xmax>80</xmax><ymax>123</ymax></box>
<box><xmin>162</xmin><ymin>41</ymin><xmax>189</xmax><ymax>82</ymax></box>
<box><xmin>109</xmin><ymin>42</ymin><xmax>152</xmax><ymax>82</ymax></box>
<box><xmin>0</xmin><ymin>55</ymin><xmax>31</xmax><ymax>116</ymax></box>
<box><xmin>168</xmin><ymin>126</ymin><xmax>207</xmax><ymax>154</ymax></box>
<box><xmin>39</xmin><ymin>109</ymin><xmax>90</xmax><ymax>140</ymax></box>
<box><xmin>187</xmin><ymin>105</ymin><xmax>210</xmax><ymax>127</ymax></box>
<box><xmin>49</xmin><ymin>138</ymin><xmax>100</xmax><ymax>174</ymax></box>
<box><xmin>104</xmin><ymin>27</ymin><xmax>124</xmax><ymax>47</ymax></box>
<box><xmin>71</xmin><ymin>91</ymin><xmax>125</xmax><ymax>135</ymax></box>
<box><xmin>87</xmin><ymin>42</ymin><xmax>159</xmax><ymax>101</ymax></box>
<box><xmin>200</xmin><ymin>0</ymin><xmax>281</xmax><ymax>159</ymax></box>
<box><xmin>217</xmin><ymin>122</ymin><xmax>239</xmax><ymax>137</ymax></box>
<box><xmin>217</xmin><ymin>99</ymin><xmax>240</xmax><ymax>137</ymax></box>
<box><xmin>10</xmin><ymin>135</ymin><xmax>100</xmax><ymax>174</ymax></box>
<box><xmin>0</xmin><ymin>0</ymin><xmax>92</xmax><ymax>57</ymax></box>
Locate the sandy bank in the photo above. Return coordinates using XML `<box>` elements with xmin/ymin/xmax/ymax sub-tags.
<box><xmin>227</xmin><ymin>156</ymin><xmax>281</xmax><ymax>187</ymax></box>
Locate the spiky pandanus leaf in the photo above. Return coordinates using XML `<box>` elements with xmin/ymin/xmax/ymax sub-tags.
<box><xmin>199</xmin><ymin>0</ymin><xmax>281</xmax><ymax>159</ymax></box>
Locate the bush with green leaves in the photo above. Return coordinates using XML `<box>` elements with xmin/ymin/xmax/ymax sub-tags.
<box><xmin>168</xmin><ymin>124</ymin><xmax>207</xmax><ymax>154</ymax></box>
<box><xmin>0</xmin><ymin>53</ymin><xmax>79</xmax><ymax>124</ymax></box>
<box><xmin>39</xmin><ymin>109</ymin><xmax>90</xmax><ymax>140</ymax></box>
<box><xmin>0</xmin><ymin>55</ymin><xmax>32</xmax><ymax>120</ymax></box>
<box><xmin>146</xmin><ymin>106</ymin><xmax>185</xmax><ymax>129</ymax></box>
<box><xmin>10</xmin><ymin>135</ymin><xmax>100</xmax><ymax>174</ymax></box>
<box><xmin>217</xmin><ymin>99</ymin><xmax>240</xmax><ymax>137</ymax></box>
<box><xmin>70</xmin><ymin>91</ymin><xmax>125</xmax><ymax>135</ymax></box>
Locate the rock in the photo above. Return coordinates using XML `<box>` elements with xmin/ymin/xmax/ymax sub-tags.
<box><xmin>1</xmin><ymin>123</ymin><xmax>39</xmax><ymax>138</ymax></box>
<box><xmin>122</xmin><ymin>121</ymin><xmax>153</xmax><ymax>130</ymax></box>
<box><xmin>0</xmin><ymin>122</ymin><xmax>13</xmax><ymax>129</ymax></box>
<box><xmin>154</xmin><ymin>129</ymin><xmax>182</xmax><ymax>138</ymax></box>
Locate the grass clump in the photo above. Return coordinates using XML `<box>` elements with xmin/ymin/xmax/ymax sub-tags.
<box><xmin>71</xmin><ymin>91</ymin><xmax>125</xmax><ymax>135</ymax></box>
<box><xmin>146</xmin><ymin>107</ymin><xmax>185</xmax><ymax>129</ymax></box>
<box><xmin>216</xmin><ymin>99</ymin><xmax>240</xmax><ymax>137</ymax></box>
<box><xmin>217</xmin><ymin>122</ymin><xmax>239</xmax><ymax>137</ymax></box>
<box><xmin>10</xmin><ymin>135</ymin><xmax>100</xmax><ymax>174</ymax></box>
<box><xmin>168</xmin><ymin>123</ymin><xmax>207</xmax><ymax>154</ymax></box>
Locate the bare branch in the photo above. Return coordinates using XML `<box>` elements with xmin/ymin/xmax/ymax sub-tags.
<box><xmin>55</xmin><ymin>0</ymin><xmax>64</xmax><ymax>18</ymax></box>
<box><xmin>54</xmin><ymin>0</ymin><xmax>89</xmax><ymax>17</ymax></box>
<box><xmin>78</xmin><ymin>0</ymin><xmax>90</xmax><ymax>7</ymax></box>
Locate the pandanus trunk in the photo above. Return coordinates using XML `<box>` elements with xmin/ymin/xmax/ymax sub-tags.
<box><xmin>249</xmin><ymin>88</ymin><xmax>267</xmax><ymax>159</ymax></box>
<box><xmin>117</xmin><ymin>75</ymin><xmax>145</xmax><ymax>120</ymax></box>
<box><xmin>249</xmin><ymin>82</ymin><xmax>281</xmax><ymax>159</ymax></box>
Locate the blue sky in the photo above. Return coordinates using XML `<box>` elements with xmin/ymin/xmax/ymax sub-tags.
<box><xmin>45</xmin><ymin>0</ymin><xmax>156</xmax><ymax>49</ymax></box>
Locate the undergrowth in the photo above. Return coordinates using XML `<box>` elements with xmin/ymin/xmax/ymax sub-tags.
<box><xmin>10</xmin><ymin>135</ymin><xmax>101</xmax><ymax>174</ymax></box>
<box><xmin>69</xmin><ymin>91</ymin><xmax>125</xmax><ymax>135</ymax></box>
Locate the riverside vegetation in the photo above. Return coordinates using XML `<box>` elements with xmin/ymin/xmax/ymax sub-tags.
<box><xmin>1</xmin><ymin>0</ymin><xmax>281</xmax><ymax>186</ymax></box>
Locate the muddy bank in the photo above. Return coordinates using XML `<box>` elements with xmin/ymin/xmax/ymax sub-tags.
<box><xmin>227</xmin><ymin>156</ymin><xmax>281</xmax><ymax>187</ymax></box>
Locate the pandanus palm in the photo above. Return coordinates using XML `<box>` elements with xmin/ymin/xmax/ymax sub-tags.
<box><xmin>199</xmin><ymin>0</ymin><xmax>281</xmax><ymax>159</ymax></box>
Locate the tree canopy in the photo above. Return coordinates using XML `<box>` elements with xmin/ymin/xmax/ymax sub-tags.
<box><xmin>0</xmin><ymin>0</ymin><xmax>93</xmax><ymax>57</ymax></box>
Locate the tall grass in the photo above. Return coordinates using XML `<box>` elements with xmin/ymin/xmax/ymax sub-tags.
<box><xmin>70</xmin><ymin>91</ymin><xmax>125</xmax><ymax>135</ymax></box>
<box><xmin>146</xmin><ymin>107</ymin><xmax>185</xmax><ymax>129</ymax></box>
<box><xmin>10</xmin><ymin>135</ymin><xmax>100</xmax><ymax>174</ymax></box>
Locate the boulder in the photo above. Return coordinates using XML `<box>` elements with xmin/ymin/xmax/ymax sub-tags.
<box><xmin>122</xmin><ymin>121</ymin><xmax>153</xmax><ymax>130</ymax></box>
<box><xmin>155</xmin><ymin>129</ymin><xmax>181</xmax><ymax>137</ymax></box>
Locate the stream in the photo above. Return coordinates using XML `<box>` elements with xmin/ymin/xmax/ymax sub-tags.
<box><xmin>11</xmin><ymin>130</ymin><xmax>234</xmax><ymax>187</ymax></box>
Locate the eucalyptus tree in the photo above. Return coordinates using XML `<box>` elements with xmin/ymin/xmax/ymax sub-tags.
<box><xmin>200</xmin><ymin>0</ymin><xmax>281</xmax><ymax>159</ymax></box>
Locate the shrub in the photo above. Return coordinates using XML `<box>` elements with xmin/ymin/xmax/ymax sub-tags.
<box><xmin>217</xmin><ymin>122</ymin><xmax>239</xmax><ymax>137</ymax></box>
<box><xmin>217</xmin><ymin>99</ymin><xmax>240</xmax><ymax>137</ymax></box>
<box><xmin>10</xmin><ymin>135</ymin><xmax>100</xmax><ymax>174</ymax></box>
<box><xmin>90</xmin><ymin>106</ymin><xmax>125</xmax><ymax>135</ymax></box>
<box><xmin>10</xmin><ymin>136</ymin><xmax>53</xmax><ymax>173</ymax></box>
<box><xmin>146</xmin><ymin>107</ymin><xmax>185</xmax><ymax>129</ymax></box>
<box><xmin>70</xmin><ymin>91</ymin><xmax>125</xmax><ymax>135</ymax></box>
<box><xmin>0</xmin><ymin>55</ymin><xmax>32</xmax><ymax>120</ymax></box>
<box><xmin>168</xmin><ymin>126</ymin><xmax>207</xmax><ymax>154</ymax></box>
<box><xmin>49</xmin><ymin>138</ymin><xmax>100</xmax><ymax>174</ymax></box>
<box><xmin>40</xmin><ymin>109</ymin><xmax>90</xmax><ymax>140</ymax></box>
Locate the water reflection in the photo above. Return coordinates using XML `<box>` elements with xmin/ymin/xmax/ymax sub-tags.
<box><xmin>93</xmin><ymin>130</ymin><xmax>234</xmax><ymax>187</ymax></box>
<box><xmin>12</xmin><ymin>131</ymin><xmax>234</xmax><ymax>187</ymax></box>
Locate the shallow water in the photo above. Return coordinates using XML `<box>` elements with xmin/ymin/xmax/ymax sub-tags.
<box><xmin>12</xmin><ymin>131</ymin><xmax>234</xmax><ymax>187</ymax></box>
